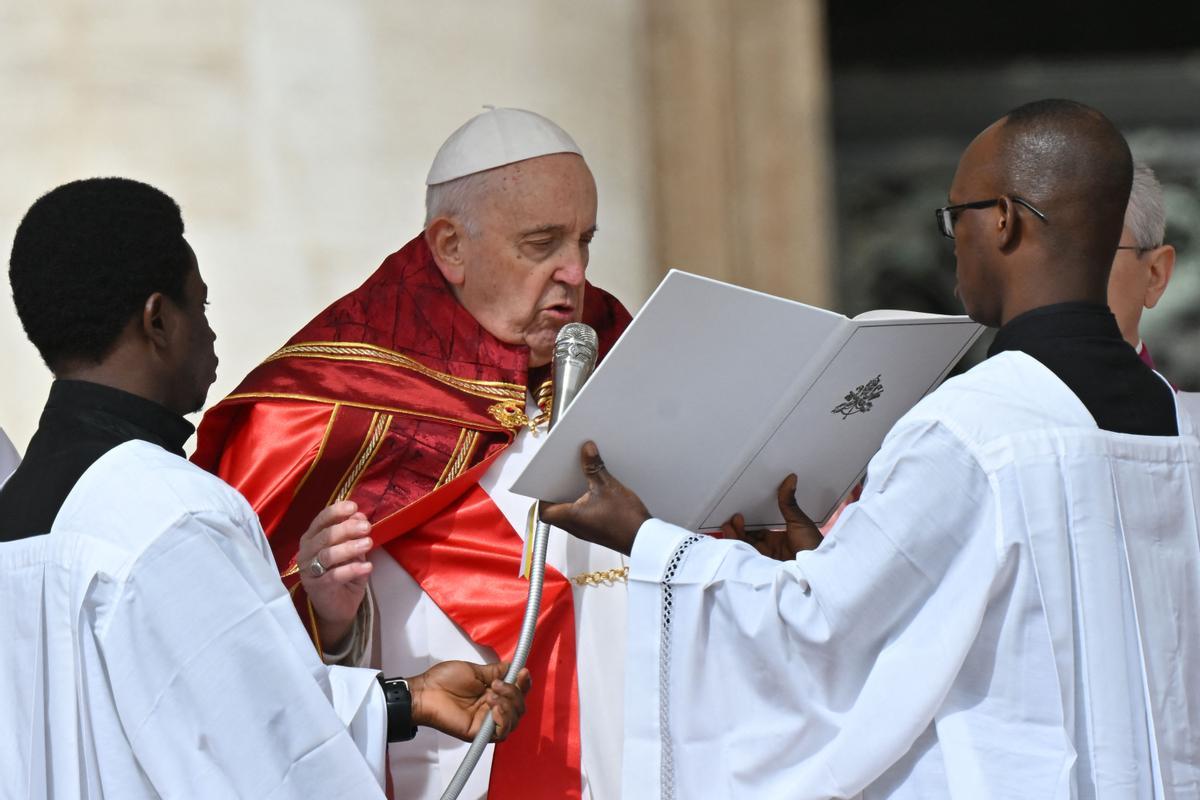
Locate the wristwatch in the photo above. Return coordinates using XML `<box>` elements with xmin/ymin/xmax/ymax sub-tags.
<box><xmin>378</xmin><ymin>676</ymin><xmax>418</xmax><ymax>742</ymax></box>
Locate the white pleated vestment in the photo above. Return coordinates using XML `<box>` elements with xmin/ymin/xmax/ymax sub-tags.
<box><xmin>623</xmin><ymin>351</ymin><xmax>1200</xmax><ymax>799</ymax></box>
<box><xmin>0</xmin><ymin>440</ymin><xmax>387</xmax><ymax>799</ymax></box>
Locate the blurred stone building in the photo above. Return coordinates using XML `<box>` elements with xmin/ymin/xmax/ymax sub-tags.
<box><xmin>0</xmin><ymin>1</ymin><xmax>833</xmax><ymax>451</ymax></box>
<box><xmin>829</xmin><ymin>1</ymin><xmax>1200</xmax><ymax>386</ymax></box>
<box><xmin>3</xmin><ymin>1</ymin><xmax>1198</xmax><ymax>452</ymax></box>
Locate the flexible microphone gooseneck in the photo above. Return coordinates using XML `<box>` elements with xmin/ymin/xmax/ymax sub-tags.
<box><xmin>440</xmin><ymin>322</ymin><xmax>599</xmax><ymax>800</ymax></box>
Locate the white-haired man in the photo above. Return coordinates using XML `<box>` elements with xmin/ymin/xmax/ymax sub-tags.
<box><xmin>1107</xmin><ymin>161</ymin><xmax>1177</xmax><ymax>368</ymax></box>
<box><xmin>195</xmin><ymin>108</ymin><xmax>632</xmax><ymax>800</ymax></box>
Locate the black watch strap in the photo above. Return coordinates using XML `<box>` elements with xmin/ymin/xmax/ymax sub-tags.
<box><xmin>379</xmin><ymin>675</ymin><xmax>418</xmax><ymax>742</ymax></box>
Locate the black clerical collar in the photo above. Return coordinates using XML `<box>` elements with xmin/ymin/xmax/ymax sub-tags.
<box><xmin>43</xmin><ymin>380</ymin><xmax>195</xmax><ymax>456</ymax></box>
<box><xmin>987</xmin><ymin>302</ymin><xmax>1176</xmax><ymax>436</ymax></box>
<box><xmin>0</xmin><ymin>380</ymin><xmax>196</xmax><ymax>541</ymax></box>
<box><xmin>988</xmin><ymin>302</ymin><xmax>1121</xmax><ymax>359</ymax></box>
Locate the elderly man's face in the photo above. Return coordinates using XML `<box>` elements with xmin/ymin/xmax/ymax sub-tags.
<box><xmin>1107</xmin><ymin>225</ymin><xmax>1150</xmax><ymax>347</ymax></box>
<box><xmin>455</xmin><ymin>153</ymin><xmax>597</xmax><ymax>367</ymax></box>
<box><xmin>1106</xmin><ymin>227</ymin><xmax>1175</xmax><ymax>349</ymax></box>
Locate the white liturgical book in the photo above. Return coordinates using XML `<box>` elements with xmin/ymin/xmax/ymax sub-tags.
<box><xmin>511</xmin><ymin>270</ymin><xmax>985</xmax><ymax>529</ymax></box>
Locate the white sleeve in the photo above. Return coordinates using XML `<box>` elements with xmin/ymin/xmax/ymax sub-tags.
<box><xmin>326</xmin><ymin>665</ymin><xmax>388</xmax><ymax>788</ymax></box>
<box><xmin>321</xmin><ymin>586</ymin><xmax>375</xmax><ymax>667</ymax></box>
<box><xmin>95</xmin><ymin>510</ymin><xmax>386</xmax><ymax>799</ymax></box>
<box><xmin>622</xmin><ymin>419</ymin><xmax>1004</xmax><ymax>800</ymax></box>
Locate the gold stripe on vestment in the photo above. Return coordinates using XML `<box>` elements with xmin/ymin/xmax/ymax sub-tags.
<box><xmin>263</xmin><ymin>341</ymin><xmax>526</xmax><ymax>404</ymax></box>
<box><xmin>293</xmin><ymin>403</ymin><xmax>341</xmax><ymax>499</ymax></box>
<box><xmin>436</xmin><ymin>428</ymin><xmax>481</xmax><ymax>489</ymax></box>
<box><xmin>329</xmin><ymin>412</ymin><xmax>393</xmax><ymax>505</ymax></box>
<box><xmin>223</xmin><ymin>391</ymin><xmax>509</xmax><ymax>433</ymax></box>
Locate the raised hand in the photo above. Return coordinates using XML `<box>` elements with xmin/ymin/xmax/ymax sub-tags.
<box><xmin>409</xmin><ymin>661</ymin><xmax>533</xmax><ymax>742</ymax></box>
<box><xmin>297</xmin><ymin>500</ymin><xmax>373</xmax><ymax>651</ymax></box>
<box><xmin>720</xmin><ymin>474</ymin><xmax>822</xmax><ymax>561</ymax></box>
<box><xmin>539</xmin><ymin>441</ymin><xmax>651</xmax><ymax>555</ymax></box>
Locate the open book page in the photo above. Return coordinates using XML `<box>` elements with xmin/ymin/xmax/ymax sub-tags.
<box><xmin>701</xmin><ymin>315</ymin><xmax>982</xmax><ymax>528</ymax></box>
<box><xmin>511</xmin><ymin>270</ymin><xmax>983</xmax><ymax>532</ymax></box>
<box><xmin>510</xmin><ymin>271</ymin><xmax>846</xmax><ymax>525</ymax></box>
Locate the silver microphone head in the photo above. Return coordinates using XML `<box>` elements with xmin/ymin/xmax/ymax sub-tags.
<box><xmin>549</xmin><ymin>323</ymin><xmax>599</xmax><ymax>430</ymax></box>
<box><xmin>552</xmin><ymin>322</ymin><xmax>599</xmax><ymax>366</ymax></box>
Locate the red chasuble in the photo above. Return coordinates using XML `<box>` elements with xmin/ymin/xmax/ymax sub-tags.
<box><xmin>193</xmin><ymin>234</ymin><xmax>631</xmax><ymax>800</ymax></box>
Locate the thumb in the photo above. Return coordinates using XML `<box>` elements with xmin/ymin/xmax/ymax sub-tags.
<box><xmin>479</xmin><ymin>661</ymin><xmax>508</xmax><ymax>683</ymax></box>
<box><xmin>777</xmin><ymin>474</ymin><xmax>811</xmax><ymax>525</ymax></box>
<box><xmin>580</xmin><ymin>440</ymin><xmax>612</xmax><ymax>490</ymax></box>
<box><xmin>539</xmin><ymin>442</ymin><xmax>608</xmax><ymax>527</ymax></box>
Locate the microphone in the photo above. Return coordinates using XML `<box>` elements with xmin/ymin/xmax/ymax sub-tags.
<box><xmin>549</xmin><ymin>322</ymin><xmax>599</xmax><ymax>429</ymax></box>
<box><xmin>440</xmin><ymin>321</ymin><xmax>599</xmax><ymax>800</ymax></box>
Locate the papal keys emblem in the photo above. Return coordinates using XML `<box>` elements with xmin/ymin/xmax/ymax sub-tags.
<box><xmin>832</xmin><ymin>374</ymin><xmax>884</xmax><ymax>419</ymax></box>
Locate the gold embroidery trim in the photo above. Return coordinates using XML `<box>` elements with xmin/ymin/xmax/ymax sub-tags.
<box><xmin>277</xmin><ymin>409</ymin><xmax>393</xmax><ymax>581</ymax></box>
<box><xmin>570</xmin><ymin>566</ymin><xmax>630</xmax><ymax>587</ymax></box>
<box><xmin>529</xmin><ymin>379</ymin><xmax>553</xmax><ymax>435</ymax></box>
<box><xmin>437</xmin><ymin>428</ymin><xmax>471</xmax><ymax>488</ymax></box>
<box><xmin>328</xmin><ymin>411</ymin><xmax>392</xmax><ymax>504</ymax></box>
<box><xmin>293</xmin><ymin>403</ymin><xmax>341</xmax><ymax>498</ymax></box>
<box><xmin>264</xmin><ymin>341</ymin><xmax>525</xmax><ymax>404</ymax></box>
<box><xmin>436</xmin><ymin>428</ymin><xmax>480</xmax><ymax>489</ymax></box>
<box><xmin>223</xmin><ymin>391</ymin><xmax>509</xmax><ymax>433</ymax></box>
<box><xmin>306</xmin><ymin>594</ymin><xmax>326</xmax><ymax>659</ymax></box>
<box><xmin>535</xmin><ymin>379</ymin><xmax>553</xmax><ymax>411</ymax></box>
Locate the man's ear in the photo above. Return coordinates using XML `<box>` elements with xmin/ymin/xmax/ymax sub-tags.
<box><xmin>995</xmin><ymin>194</ymin><xmax>1020</xmax><ymax>252</ymax></box>
<box><xmin>425</xmin><ymin>218</ymin><xmax>467</xmax><ymax>286</ymax></box>
<box><xmin>1143</xmin><ymin>244</ymin><xmax>1176</xmax><ymax>310</ymax></box>
<box><xmin>141</xmin><ymin>292</ymin><xmax>172</xmax><ymax>350</ymax></box>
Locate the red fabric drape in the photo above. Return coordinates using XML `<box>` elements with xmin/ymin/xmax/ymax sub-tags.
<box><xmin>194</xmin><ymin>234</ymin><xmax>631</xmax><ymax>799</ymax></box>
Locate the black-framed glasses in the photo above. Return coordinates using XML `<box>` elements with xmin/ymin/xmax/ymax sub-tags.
<box><xmin>1116</xmin><ymin>244</ymin><xmax>1161</xmax><ymax>255</ymax></box>
<box><xmin>935</xmin><ymin>196</ymin><xmax>1049</xmax><ymax>239</ymax></box>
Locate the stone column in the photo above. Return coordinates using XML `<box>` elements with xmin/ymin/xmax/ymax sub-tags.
<box><xmin>646</xmin><ymin>0</ymin><xmax>834</xmax><ymax>306</ymax></box>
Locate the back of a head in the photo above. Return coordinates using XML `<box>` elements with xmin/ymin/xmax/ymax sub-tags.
<box><xmin>9</xmin><ymin>177</ymin><xmax>190</xmax><ymax>373</ymax></box>
<box><xmin>997</xmin><ymin>99</ymin><xmax>1133</xmax><ymax>274</ymax></box>
<box><xmin>1124</xmin><ymin>162</ymin><xmax>1166</xmax><ymax>249</ymax></box>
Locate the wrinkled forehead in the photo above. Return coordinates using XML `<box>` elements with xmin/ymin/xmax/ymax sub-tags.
<box><xmin>482</xmin><ymin>153</ymin><xmax>597</xmax><ymax>222</ymax></box>
<box><xmin>494</xmin><ymin>152</ymin><xmax>593</xmax><ymax>192</ymax></box>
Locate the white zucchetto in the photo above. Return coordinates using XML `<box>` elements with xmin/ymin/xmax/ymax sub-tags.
<box><xmin>426</xmin><ymin>107</ymin><xmax>583</xmax><ymax>186</ymax></box>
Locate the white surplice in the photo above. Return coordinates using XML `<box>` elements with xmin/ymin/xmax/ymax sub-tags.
<box><xmin>0</xmin><ymin>440</ymin><xmax>387</xmax><ymax>799</ymax></box>
<box><xmin>371</xmin><ymin>395</ymin><xmax>628</xmax><ymax>800</ymax></box>
<box><xmin>1177</xmin><ymin>391</ymin><xmax>1200</xmax><ymax>425</ymax></box>
<box><xmin>0</xmin><ymin>425</ymin><xmax>19</xmax><ymax>489</ymax></box>
<box><xmin>623</xmin><ymin>351</ymin><xmax>1200</xmax><ymax>799</ymax></box>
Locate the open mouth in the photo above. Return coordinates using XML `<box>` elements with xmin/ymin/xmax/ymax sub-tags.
<box><xmin>542</xmin><ymin>303</ymin><xmax>576</xmax><ymax>320</ymax></box>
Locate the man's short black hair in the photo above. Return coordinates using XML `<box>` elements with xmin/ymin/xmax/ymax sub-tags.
<box><xmin>10</xmin><ymin>177</ymin><xmax>191</xmax><ymax>371</ymax></box>
<box><xmin>997</xmin><ymin>99</ymin><xmax>1133</xmax><ymax>272</ymax></box>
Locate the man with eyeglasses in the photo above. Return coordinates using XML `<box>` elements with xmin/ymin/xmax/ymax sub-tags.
<box><xmin>538</xmin><ymin>99</ymin><xmax>1199</xmax><ymax>798</ymax></box>
<box><xmin>1107</xmin><ymin>162</ymin><xmax>1177</xmax><ymax>369</ymax></box>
